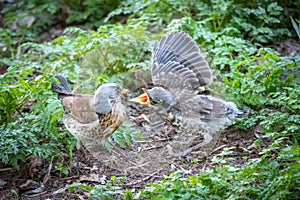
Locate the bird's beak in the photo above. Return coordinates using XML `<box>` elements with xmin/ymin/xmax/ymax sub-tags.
<box><xmin>129</xmin><ymin>89</ymin><xmax>150</xmax><ymax>105</ymax></box>
<box><xmin>121</xmin><ymin>89</ymin><xmax>129</xmax><ymax>95</ymax></box>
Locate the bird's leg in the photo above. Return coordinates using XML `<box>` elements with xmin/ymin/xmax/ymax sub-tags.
<box><xmin>106</xmin><ymin>139</ymin><xmax>129</xmax><ymax>159</ymax></box>
<box><xmin>177</xmin><ymin>133</ymin><xmax>213</xmax><ymax>157</ymax></box>
<box><xmin>74</xmin><ymin>139</ymin><xmax>85</xmax><ymax>176</ymax></box>
<box><xmin>166</xmin><ymin>113</ymin><xmax>174</xmax><ymax>122</ymax></box>
<box><xmin>106</xmin><ymin>140</ymin><xmax>139</xmax><ymax>166</ymax></box>
<box><xmin>76</xmin><ymin>139</ymin><xmax>83</xmax><ymax>150</ymax></box>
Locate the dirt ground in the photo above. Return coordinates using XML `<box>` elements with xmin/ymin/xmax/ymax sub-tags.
<box><xmin>0</xmin><ymin>38</ymin><xmax>299</xmax><ymax>200</ymax></box>
<box><xmin>0</xmin><ymin>97</ymin><xmax>265</xmax><ymax>200</ymax></box>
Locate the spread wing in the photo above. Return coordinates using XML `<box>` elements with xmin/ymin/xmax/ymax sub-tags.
<box><xmin>151</xmin><ymin>61</ymin><xmax>201</xmax><ymax>116</ymax></box>
<box><xmin>151</xmin><ymin>32</ymin><xmax>212</xmax><ymax>115</ymax></box>
<box><xmin>151</xmin><ymin>31</ymin><xmax>212</xmax><ymax>91</ymax></box>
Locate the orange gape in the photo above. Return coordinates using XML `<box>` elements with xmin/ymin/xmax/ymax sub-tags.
<box><xmin>140</xmin><ymin>94</ymin><xmax>149</xmax><ymax>104</ymax></box>
<box><xmin>131</xmin><ymin>92</ymin><xmax>149</xmax><ymax>105</ymax></box>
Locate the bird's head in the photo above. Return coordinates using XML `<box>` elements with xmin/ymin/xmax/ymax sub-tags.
<box><xmin>130</xmin><ymin>87</ymin><xmax>176</xmax><ymax>111</ymax></box>
<box><xmin>224</xmin><ymin>102</ymin><xmax>248</xmax><ymax>125</ymax></box>
<box><xmin>93</xmin><ymin>83</ymin><xmax>127</xmax><ymax>114</ymax></box>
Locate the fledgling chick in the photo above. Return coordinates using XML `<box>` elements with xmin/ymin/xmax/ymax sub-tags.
<box><xmin>130</xmin><ymin>32</ymin><xmax>247</xmax><ymax>156</ymax></box>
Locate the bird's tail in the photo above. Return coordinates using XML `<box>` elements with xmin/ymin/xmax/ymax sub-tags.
<box><xmin>51</xmin><ymin>75</ymin><xmax>73</xmax><ymax>95</ymax></box>
<box><xmin>200</xmin><ymin>96</ymin><xmax>248</xmax><ymax>126</ymax></box>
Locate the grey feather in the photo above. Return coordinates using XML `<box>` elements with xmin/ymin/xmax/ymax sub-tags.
<box><xmin>51</xmin><ymin>75</ymin><xmax>73</xmax><ymax>95</ymax></box>
<box><xmin>93</xmin><ymin>83</ymin><xmax>122</xmax><ymax>114</ymax></box>
<box><xmin>148</xmin><ymin>32</ymin><xmax>247</xmax><ymax>132</ymax></box>
<box><xmin>152</xmin><ymin>32</ymin><xmax>212</xmax><ymax>90</ymax></box>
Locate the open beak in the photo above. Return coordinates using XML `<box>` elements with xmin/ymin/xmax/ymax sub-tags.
<box><xmin>129</xmin><ymin>89</ymin><xmax>150</xmax><ymax>105</ymax></box>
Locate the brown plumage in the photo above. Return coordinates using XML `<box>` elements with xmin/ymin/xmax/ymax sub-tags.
<box><xmin>52</xmin><ymin>75</ymin><xmax>127</xmax><ymax>150</ymax></box>
<box><xmin>130</xmin><ymin>32</ymin><xmax>247</xmax><ymax>156</ymax></box>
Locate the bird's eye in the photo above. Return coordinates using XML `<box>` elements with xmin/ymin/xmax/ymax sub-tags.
<box><xmin>151</xmin><ymin>99</ymin><xmax>159</xmax><ymax>105</ymax></box>
<box><xmin>109</xmin><ymin>94</ymin><xmax>115</xmax><ymax>99</ymax></box>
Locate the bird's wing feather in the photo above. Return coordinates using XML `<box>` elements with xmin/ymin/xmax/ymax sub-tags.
<box><xmin>152</xmin><ymin>32</ymin><xmax>212</xmax><ymax>91</ymax></box>
<box><xmin>151</xmin><ymin>61</ymin><xmax>231</xmax><ymax>121</ymax></box>
<box><xmin>152</xmin><ymin>61</ymin><xmax>206</xmax><ymax>116</ymax></box>
<box><xmin>152</xmin><ymin>61</ymin><xmax>200</xmax><ymax>90</ymax></box>
<box><xmin>62</xmin><ymin>94</ymin><xmax>98</xmax><ymax>124</ymax></box>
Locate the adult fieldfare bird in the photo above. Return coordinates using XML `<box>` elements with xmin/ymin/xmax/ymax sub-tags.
<box><xmin>130</xmin><ymin>32</ymin><xmax>247</xmax><ymax>156</ymax></box>
<box><xmin>52</xmin><ymin>75</ymin><xmax>127</xmax><ymax>150</ymax></box>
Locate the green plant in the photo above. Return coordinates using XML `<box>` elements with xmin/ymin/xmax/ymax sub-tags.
<box><xmin>0</xmin><ymin>28</ymin><xmax>18</xmax><ymax>56</ymax></box>
<box><xmin>138</xmin><ymin>156</ymin><xmax>300</xmax><ymax>199</ymax></box>
<box><xmin>223</xmin><ymin>48</ymin><xmax>300</xmax><ymax>108</ymax></box>
<box><xmin>68</xmin><ymin>177</ymin><xmax>127</xmax><ymax>199</ymax></box>
<box><xmin>10</xmin><ymin>189</ymin><xmax>19</xmax><ymax>198</ymax></box>
<box><xmin>1</xmin><ymin>0</ymin><xmax>123</xmax><ymax>46</ymax></box>
<box><xmin>65</xmin><ymin>0</ymin><xmax>121</xmax><ymax>27</ymax></box>
<box><xmin>135</xmin><ymin>11</ymin><xmax>300</xmax><ymax>198</ymax></box>
<box><xmin>290</xmin><ymin>17</ymin><xmax>300</xmax><ymax>40</ymax></box>
<box><xmin>109</xmin><ymin>0</ymin><xmax>292</xmax><ymax>44</ymax></box>
<box><xmin>231</xmin><ymin>2</ymin><xmax>290</xmax><ymax>43</ymax></box>
<box><xmin>1</xmin><ymin>0</ymin><xmax>299</xmax><ymax>198</ymax></box>
<box><xmin>1</xmin><ymin>0</ymin><xmax>60</xmax><ymax>44</ymax></box>
<box><xmin>0</xmin><ymin>72</ymin><xmax>67</xmax><ymax>168</ymax></box>
<box><xmin>111</xmin><ymin>121</ymin><xmax>143</xmax><ymax>149</ymax></box>
<box><xmin>10</xmin><ymin>21</ymin><xmax>152</xmax><ymax>92</ymax></box>
<box><xmin>55</xmin><ymin>162</ymin><xmax>69</xmax><ymax>177</ymax></box>
<box><xmin>0</xmin><ymin>19</ymin><xmax>152</xmax><ymax>169</ymax></box>
<box><xmin>105</xmin><ymin>0</ymin><xmax>193</xmax><ymax>27</ymax></box>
